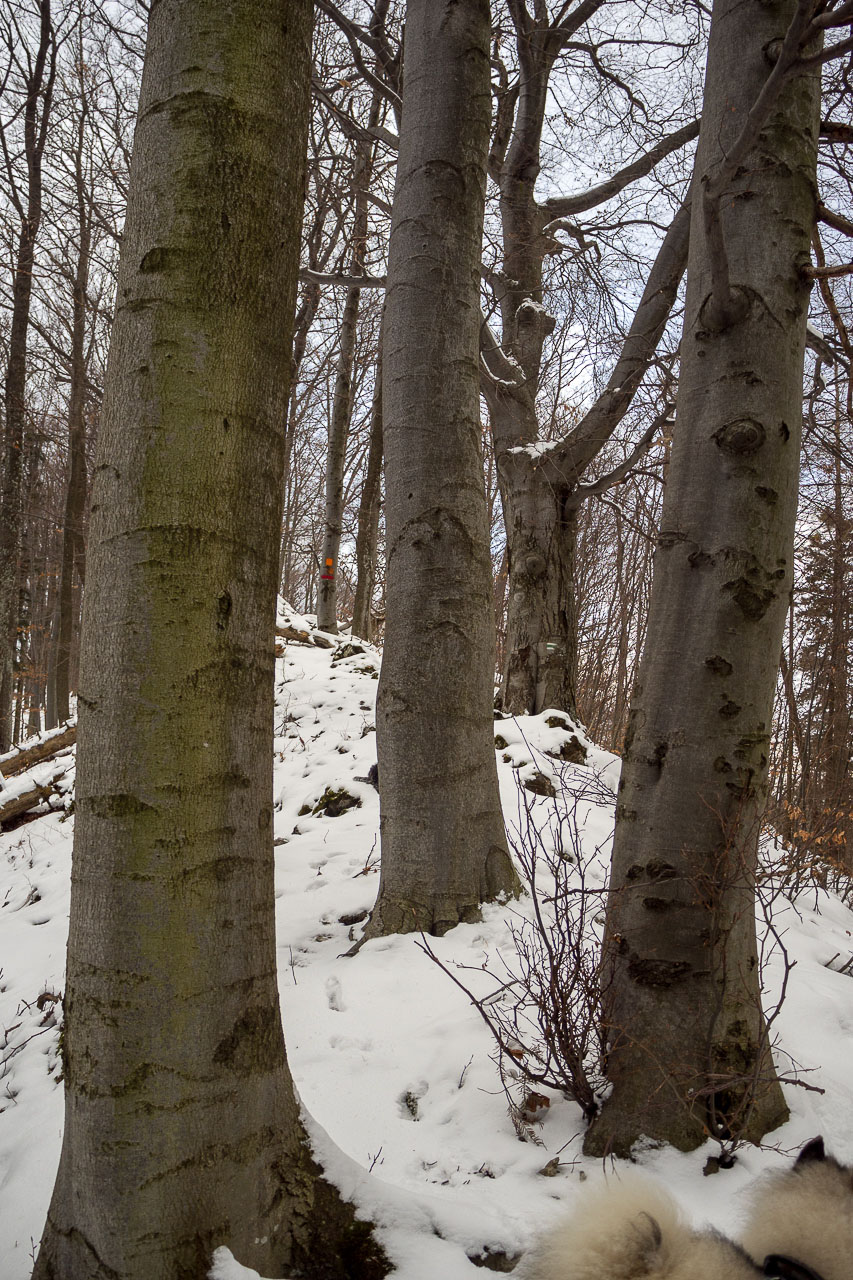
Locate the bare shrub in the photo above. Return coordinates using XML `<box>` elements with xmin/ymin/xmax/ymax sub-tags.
<box><xmin>420</xmin><ymin>766</ymin><xmax>612</xmax><ymax>1137</ymax></box>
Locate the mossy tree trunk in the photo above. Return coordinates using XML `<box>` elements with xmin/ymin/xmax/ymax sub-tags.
<box><xmin>584</xmin><ymin>0</ymin><xmax>820</xmax><ymax>1158</ymax></box>
<box><xmin>363</xmin><ymin>0</ymin><xmax>518</xmax><ymax>940</ymax></box>
<box><xmin>33</xmin><ymin>4</ymin><xmax>378</xmax><ymax>1278</ymax></box>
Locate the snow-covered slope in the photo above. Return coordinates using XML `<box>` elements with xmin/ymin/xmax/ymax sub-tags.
<box><xmin>2</xmin><ymin>625</ymin><xmax>852</xmax><ymax>1280</ymax></box>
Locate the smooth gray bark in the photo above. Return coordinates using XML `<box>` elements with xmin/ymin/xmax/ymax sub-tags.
<box><xmin>316</xmin><ymin>283</ymin><xmax>359</xmax><ymax>632</ymax></box>
<box><xmin>33</xmin><ymin>4</ymin><xmax>381</xmax><ymax>1278</ymax></box>
<box><xmin>316</xmin><ymin>109</ymin><xmax>379</xmax><ymax>634</ymax></box>
<box><xmin>0</xmin><ymin>0</ymin><xmax>55</xmax><ymax>750</ymax></box>
<box><xmin>50</xmin><ymin>48</ymin><xmax>91</xmax><ymax>728</ymax></box>
<box><xmin>351</xmin><ymin>334</ymin><xmax>384</xmax><ymax>642</ymax></box>
<box><xmin>363</xmin><ymin>0</ymin><xmax>518</xmax><ymax>940</ymax></box>
<box><xmin>585</xmin><ymin>0</ymin><xmax>820</xmax><ymax>1156</ymax></box>
<box><xmin>482</xmin><ymin>6</ymin><xmax>695</xmax><ymax>717</ymax></box>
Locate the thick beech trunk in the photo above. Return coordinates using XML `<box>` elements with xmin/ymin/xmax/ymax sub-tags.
<box><xmin>488</xmin><ymin>196</ymin><xmax>691</xmax><ymax>717</ymax></box>
<box><xmin>364</xmin><ymin>0</ymin><xmax>518</xmax><ymax>940</ymax></box>
<box><xmin>585</xmin><ymin>0</ymin><xmax>820</xmax><ymax>1157</ymax></box>
<box><xmin>33</xmin><ymin>5</ymin><xmax>377</xmax><ymax>1278</ymax></box>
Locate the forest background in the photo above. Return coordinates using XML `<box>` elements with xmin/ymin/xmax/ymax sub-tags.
<box><xmin>1</xmin><ymin>0</ymin><xmax>853</xmax><ymax>1276</ymax></box>
<box><xmin>1</xmin><ymin>0</ymin><xmax>852</xmax><ymax>852</ymax></box>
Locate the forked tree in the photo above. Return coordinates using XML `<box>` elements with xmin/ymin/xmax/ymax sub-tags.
<box><xmin>361</xmin><ymin>0</ymin><xmax>519</xmax><ymax>940</ymax></box>
<box><xmin>33</xmin><ymin>3</ymin><xmax>381</xmax><ymax>1277</ymax></box>
<box><xmin>585</xmin><ymin>0</ymin><xmax>822</xmax><ymax>1155</ymax></box>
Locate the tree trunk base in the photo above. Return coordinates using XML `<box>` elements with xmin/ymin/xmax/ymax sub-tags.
<box><xmin>583</xmin><ymin>1060</ymin><xmax>789</xmax><ymax>1159</ymax></box>
<box><xmin>34</xmin><ymin>1147</ymin><xmax>389</xmax><ymax>1280</ymax></box>
<box><xmin>353</xmin><ymin>846</ymin><xmax>521</xmax><ymax>949</ymax></box>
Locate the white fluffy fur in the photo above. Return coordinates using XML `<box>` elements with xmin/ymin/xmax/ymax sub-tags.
<box><xmin>521</xmin><ymin>1146</ymin><xmax>853</xmax><ymax>1280</ymax></box>
<box><xmin>521</xmin><ymin>1175</ymin><xmax>757</xmax><ymax>1280</ymax></box>
<box><xmin>740</xmin><ymin>1152</ymin><xmax>853</xmax><ymax>1280</ymax></box>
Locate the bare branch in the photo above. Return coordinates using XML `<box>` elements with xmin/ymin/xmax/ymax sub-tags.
<box><xmin>318</xmin><ymin>0</ymin><xmax>403</xmax><ymax>117</ymax></box>
<box><xmin>820</xmin><ymin>119</ymin><xmax>853</xmax><ymax>144</ymax></box>
<box><xmin>479</xmin><ymin>308</ymin><xmax>525</xmax><ymax>388</ymax></box>
<box><xmin>818</xmin><ymin>200</ymin><xmax>853</xmax><ymax>238</ymax></box>
<box><xmin>541</xmin><ymin>197</ymin><xmax>691</xmax><ymax>486</ymax></box>
<box><xmin>311</xmin><ymin>78</ymin><xmax>399</xmax><ymax>151</ymax></box>
<box><xmin>299</xmin><ymin>267</ymin><xmax>386</xmax><ymax>290</ymax></box>
<box><xmin>805</xmin><ymin>260</ymin><xmax>853</xmax><ymax>281</ymax></box>
<box><xmin>541</xmin><ymin>120</ymin><xmax>699</xmax><ymax>221</ymax></box>
<box><xmin>571</xmin><ymin>403</ymin><xmax>674</xmax><ymax>504</ymax></box>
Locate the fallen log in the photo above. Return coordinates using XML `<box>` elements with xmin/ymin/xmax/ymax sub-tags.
<box><xmin>0</xmin><ymin>724</ymin><xmax>77</xmax><ymax>779</ymax></box>
<box><xmin>0</xmin><ymin>773</ymin><xmax>69</xmax><ymax>827</ymax></box>
<box><xmin>275</xmin><ymin>623</ymin><xmax>334</xmax><ymax>649</ymax></box>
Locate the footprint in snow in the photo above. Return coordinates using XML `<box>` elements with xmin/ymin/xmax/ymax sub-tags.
<box><xmin>326</xmin><ymin>975</ymin><xmax>346</xmax><ymax>1011</ymax></box>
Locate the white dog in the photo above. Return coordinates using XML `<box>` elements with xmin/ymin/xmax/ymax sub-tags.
<box><xmin>521</xmin><ymin>1138</ymin><xmax>852</xmax><ymax>1280</ymax></box>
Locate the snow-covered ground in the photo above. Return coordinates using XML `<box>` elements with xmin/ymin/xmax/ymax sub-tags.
<box><xmin>2</xmin><ymin>615</ymin><xmax>852</xmax><ymax>1280</ymax></box>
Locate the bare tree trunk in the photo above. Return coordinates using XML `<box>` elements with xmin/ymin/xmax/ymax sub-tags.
<box><xmin>316</xmin><ymin>115</ymin><xmax>378</xmax><ymax>632</ymax></box>
<box><xmin>34</xmin><ymin>4</ymin><xmax>379</xmax><ymax>1277</ymax></box>
<box><xmin>351</xmin><ymin>336</ymin><xmax>383</xmax><ymax>641</ymax></box>
<box><xmin>585</xmin><ymin>0</ymin><xmax>820</xmax><ymax>1156</ymax></box>
<box><xmin>819</xmin><ymin>388</ymin><xmax>852</xmax><ymax>871</ymax></box>
<box><xmin>0</xmin><ymin>1</ymin><xmax>55</xmax><ymax>750</ymax></box>
<box><xmin>316</xmin><ymin>284</ymin><xmax>360</xmax><ymax>631</ymax></box>
<box><xmin>362</xmin><ymin>0</ymin><xmax>518</xmax><ymax>941</ymax></box>
<box><xmin>50</xmin><ymin>41</ymin><xmax>91</xmax><ymax>727</ymax></box>
<box><xmin>482</xmin><ymin>9</ymin><xmax>696</xmax><ymax>719</ymax></box>
<box><xmin>497</xmin><ymin>441</ymin><xmax>578</xmax><ymax>715</ymax></box>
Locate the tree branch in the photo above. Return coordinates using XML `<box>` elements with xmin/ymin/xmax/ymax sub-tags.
<box><xmin>540</xmin><ymin>197</ymin><xmax>691</xmax><ymax>486</ymax></box>
<box><xmin>541</xmin><ymin>120</ymin><xmax>699</xmax><ymax>221</ymax></box>
<box><xmin>480</xmin><ymin>309</ymin><xmax>525</xmax><ymax>387</ymax></box>
<box><xmin>569</xmin><ymin>403</ymin><xmax>672</xmax><ymax>505</ymax></box>
<box><xmin>805</xmin><ymin>260</ymin><xmax>853</xmax><ymax>281</ymax></box>
<box><xmin>317</xmin><ymin>0</ymin><xmax>403</xmax><ymax>117</ymax></box>
<box><xmin>299</xmin><ymin>267</ymin><xmax>386</xmax><ymax>290</ymax></box>
<box><xmin>820</xmin><ymin>119</ymin><xmax>853</xmax><ymax>144</ymax></box>
<box><xmin>818</xmin><ymin>200</ymin><xmax>853</xmax><ymax>238</ymax></box>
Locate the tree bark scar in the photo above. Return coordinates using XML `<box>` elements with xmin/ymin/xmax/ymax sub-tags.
<box><xmin>216</xmin><ymin>589</ymin><xmax>232</xmax><ymax>629</ymax></box>
<box><xmin>657</xmin><ymin>528</ymin><xmax>689</xmax><ymax>548</ymax></box>
<box><xmin>628</xmin><ymin>957</ymin><xmax>692</xmax><ymax>987</ymax></box>
<box><xmin>712</xmin><ymin>417</ymin><xmax>766</xmax><ymax>454</ymax></box>
<box><xmin>212</xmin><ymin>1004</ymin><xmax>282</xmax><ymax>1075</ymax></box>
<box><xmin>86</xmin><ymin>792</ymin><xmax>155</xmax><ymax>818</ymax></box>
<box><xmin>139</xmin><ymin>245</ymin><xmax>183</xmax><ymax>273</ymax></box>
<box><xmin>722</xmin><ymin>575</ymin><xmax>776</xmax><ymax>620</ymax></box>
<box><xmin>646</xmin><ymin>859</ymin><xmax>677</xmax><ymax>881</ymax></box>
<box><xmin>704</xmin><ymin>655</ymin><xmax>733</xmax><ymax>676</ymax></box>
